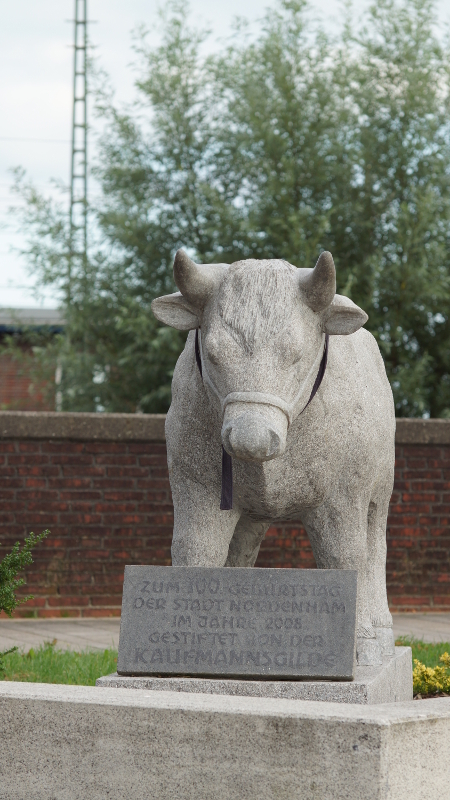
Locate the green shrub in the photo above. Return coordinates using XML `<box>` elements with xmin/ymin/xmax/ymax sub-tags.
<box><xmin>413</xmin><ymin>653</ymin><xmax>450</xmax><ymax>697</ymax></box>
<box><xmin>0</xmin><ymin>530</ymin><xmax>49</xmax><ymax>617</ymax></box>
<box><xmin>0</xmin><ymin>530</ymin><xmax>50</xmax><ymax>670</ymax></box>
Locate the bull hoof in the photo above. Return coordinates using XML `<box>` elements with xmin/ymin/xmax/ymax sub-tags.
<box><xmin>356</xmin><ymin>636</ymin><xmax>383</xmax><ymax>666</ymax></box>
<box><xmin>374</xmin><ymin>626</ymin><xmax>395</xmax><ymax>658</ymax></box>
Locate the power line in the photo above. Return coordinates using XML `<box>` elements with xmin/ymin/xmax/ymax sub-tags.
<box><xmin>0</xmin><ymin>181</ymin><xmax>63</xmax><ymax>188</ymax></box>
<box><xmin>0</xmin><ymin>137</ymin><xmax>71</xmax><ymax>144</ymax></box>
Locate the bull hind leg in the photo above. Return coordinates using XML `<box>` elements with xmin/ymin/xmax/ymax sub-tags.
<box><xmin>366</xmin><ymin>493</ymin><xmax>395</xmax><ymax>657</ymax></box>
<box><xmin>300</xmin><ymin>498</ymin><xmax>383</xmax><ymax>667</ymax></box>
<box><xmin>225</xmin><ymin>515</ymin><xmax>271</xmax><ymax>567</ymax></box>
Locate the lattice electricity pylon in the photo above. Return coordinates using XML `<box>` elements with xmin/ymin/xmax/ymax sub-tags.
<box><xmin>69</xmin><ymin>0</ymin><xmax>88</xmax><ymax>287</ymax></box>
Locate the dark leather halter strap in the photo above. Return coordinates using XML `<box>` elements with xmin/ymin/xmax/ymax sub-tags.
<box><xmin>300</xmin><ymin>333</ymin><xmax>329</xmax><ymax>414</ymax></box>
<box><xmin>194</xmin><ymin>329</ymin><xmax>329</xmax><ymax>511</ymax></box>
<box><xmin>195</xmin><ymin>330</ymin><xmax>233</xmax><ymax>509</ymax></box>
<box><xmin>194</xmin><ymin>328</ymin><xmax>203</xmax><ymax>377</ymax></box>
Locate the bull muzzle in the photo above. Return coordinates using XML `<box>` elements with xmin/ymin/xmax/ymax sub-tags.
<box><xmin>221</xmin><ymin>403</ymin><xmax>288</xmax><ymax>462</ymax></box>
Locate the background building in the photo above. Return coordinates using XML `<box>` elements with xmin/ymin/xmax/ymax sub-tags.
<box><xmin>0</xmin><ymin>309</ymin><xmax>64</xmax><ymax>410</ymax></box>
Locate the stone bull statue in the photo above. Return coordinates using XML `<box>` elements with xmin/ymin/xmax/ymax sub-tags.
<box><xmin>152</xmin><ymin>250</ymin><xmax>396</xmax><ymax>666</ymax></box>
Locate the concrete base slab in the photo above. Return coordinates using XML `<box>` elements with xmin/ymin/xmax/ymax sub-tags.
<box><xmin>0</xmin><ymin>681</ymin><xmax>449</xmax><ymax>800</ymax></box>
<box><xmin>96</xmin><ymin>646</ymin><xmax>412</xmax><ymax>704</ymax></box>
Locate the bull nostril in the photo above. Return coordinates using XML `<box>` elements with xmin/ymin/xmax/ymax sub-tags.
<box><xmin>267</xmin><ymin>428</ymin><xmax>281</xmax><ymax>456</ymax></box>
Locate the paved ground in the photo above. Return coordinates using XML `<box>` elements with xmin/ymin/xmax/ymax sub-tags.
<box><xmin>0</xmin><ymin>619</ymin><xmax>121</xmax><ymax>653</ymax></box>
<box><xmin>0</xmin><ymin>614</ymin><xmax>449</xmax><ymax>653</ymax></box>
<box><xmin>392</xmin><ymin>613</ymin><xmax>450</xmax><ymax>644</ymax></box>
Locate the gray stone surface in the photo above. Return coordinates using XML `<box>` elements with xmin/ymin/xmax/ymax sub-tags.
<box><xmin>152</xmin><ymin>250</ymin><xmax>397</xmax><ymax>666</ymax></box>
<box><xmin>1</xmin><ymin>680</ymin><xmax>449</xmax><ymax>799</ymax></box>
<box><xmin>118</xmin><ymin>564</ymin><xmax>357</xmax><ymax>679</ymax></box>
<box><xmin>100</xmin><ymin>645</ymin><xmax>412</xmax><ymax>704</ymax></box>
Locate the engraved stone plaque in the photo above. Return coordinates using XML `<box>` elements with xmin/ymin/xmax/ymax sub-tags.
<box><xmin>118</xmin><ymin>566</ymin><xmax>357</xmax><ymax>680</ymax></box>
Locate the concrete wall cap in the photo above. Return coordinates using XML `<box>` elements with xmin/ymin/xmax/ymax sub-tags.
<box><xmin>0</xmin><ymin>412</ymin><xmax>448</xmax><ymax>444</ymax></box>
<box><xmin>395</xmin><ymin>418</ymin><xmax>450</xmax><ymax>444</ymax></box>
<box><xmin>0</xmin><ymin>411</ymin><xmax>166</xmax><ymax>442</ymax></box>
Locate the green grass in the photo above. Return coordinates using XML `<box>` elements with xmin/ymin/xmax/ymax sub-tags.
<box><xmin>395</xmin><ymin>636</ymin><xmax>450</xmax><ymax>668</ymax></box>
<box><xmin>0</xmin><ymin>637</ymin><xmax>448</xmax><ymax>689</ymax></box>
<box><xmin>0</xmin><ymin>641</ymin><xmax>118</xmax><ymax>685</ymax></box>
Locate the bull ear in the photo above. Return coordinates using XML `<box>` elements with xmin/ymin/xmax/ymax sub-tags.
<box><xmin>151</xmin><ymin>292</ymin><xmax>200</xmax><ymax>331</ymax></box>
<box><xmin>322</xmin><ymin>294</ymin><xmax>368</xmax><ymax>335</ymax></box>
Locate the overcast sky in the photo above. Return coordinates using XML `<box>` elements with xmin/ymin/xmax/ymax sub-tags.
<box><xmin>1</xmin><ymin>0</ymin><xmax>449</xmax><ymax>309</ymax></box>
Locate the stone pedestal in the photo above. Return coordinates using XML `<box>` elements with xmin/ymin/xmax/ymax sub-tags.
<box><xmin>96</xmin><ymin>645</ymin><xmax>412</xmax><ymax>704</ymax></box>
<box><xmin>3</xmin><ymin>676</ymin><xmax>448</xmax><ymax>799</ymax></box>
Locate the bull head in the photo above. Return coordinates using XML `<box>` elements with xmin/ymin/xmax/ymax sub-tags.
<box><xmin>152</xmin><ymin>249</ymin><xmax>368</xmax><ymax>464</ymax></box>
<box><xmin>152</xmin><ymin>249</ymin><xmax>366</xmax><ymax>335</ymax></box>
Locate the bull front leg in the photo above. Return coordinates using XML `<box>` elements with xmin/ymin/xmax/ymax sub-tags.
<box><xmin>170</xmin><ymin>472</ymin><xmax>241</xmax><ymax>567</ymax></box>
<box><xmin>225</xmin><ymin>515</ymin><xmax>271</xmax><ymax>567</ymax></box>
<box><xmin>300</xmin><ymin>495</ymin><xmax>383</xmax><ymax>667</ymax></box>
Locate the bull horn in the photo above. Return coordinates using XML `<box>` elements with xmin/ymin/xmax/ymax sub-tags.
<box><xmin>299</xmin><ymin>251</ymin><xmax>336</xmax><ymax>312</ymax></box>
<box><xmin>173</xmin><ymin>249</ymin><xmax>227</xmax><ymax>308</ymax></box>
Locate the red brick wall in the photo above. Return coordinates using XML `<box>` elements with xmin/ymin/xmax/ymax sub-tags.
<box><xmin>387</xmin><ymin>445</ymin><xmax>450</xmax><ymax>612</ymax></box>
<box><xmin>0</xmin><ymin>415</ymin><xmax>448</xmax><ymax>617</ymax></box>
<box><xmin>0</xmin><ymin>438</ymin><xmax>172</xmax><ymax>618</ymax></box>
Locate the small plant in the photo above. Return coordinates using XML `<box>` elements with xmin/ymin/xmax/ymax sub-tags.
<box><xmin>413</xmin><ymin>653</ymin><xmax>450</xmax><ymax>698</ymax></box>
<box><xmin>0</xmin><ymin>530</ymin><xmax>49</xmax><ymax>670</ymax></box>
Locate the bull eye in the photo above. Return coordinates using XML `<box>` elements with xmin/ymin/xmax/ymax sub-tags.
<box><xmin>207</xmin><ymin>350</ymin><xmax>220</xmax><ymax>366</ymax></box>
<box><xmin>277</xmin><ymin>331</ymin><xmax>303</xmax><ymax>367</ymax></box>
<box><xmin>279</xmin><ymin>342</ymin><xmax>303</xmax><ymax>367</ymax></box>
<box><xmin>291</xmin><ymin>352</ymin><xmax>303</xmax><ymax>366</ymax></box>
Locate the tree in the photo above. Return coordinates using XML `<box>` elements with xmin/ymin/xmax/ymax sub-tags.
<box><xmin>332</xmin><ymin>0</ymin><xmax>450</xmax><ymax>417</ymax></box>
<box><xmin>10</xmin><ymin>0</ymin><xmax>450</xmax><ymax>416</ymax></box>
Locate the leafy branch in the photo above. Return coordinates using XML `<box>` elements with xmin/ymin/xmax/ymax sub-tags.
<box><xmin>0</xmin><ymin>530</ymin><xmax>50</xmax><ymax>671</ymax></box>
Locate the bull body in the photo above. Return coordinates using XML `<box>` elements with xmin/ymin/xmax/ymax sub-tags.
<box><xmin>153</xmin><ymin>251</ymin><xmax>396</xmax><ymax>665</ymax></box>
